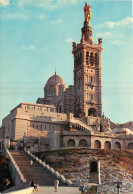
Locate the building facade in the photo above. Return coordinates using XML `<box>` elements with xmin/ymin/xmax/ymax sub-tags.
<box><xmin>0</xmin><ymin>3</ymin><xmax>133</xmax><ymax>152</ymax></box>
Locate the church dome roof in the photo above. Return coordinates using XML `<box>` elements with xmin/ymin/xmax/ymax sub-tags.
<box><xmin>45</xmin><ymin>72</ymin><xmax>66</xmax><ymax>88</ymax></box>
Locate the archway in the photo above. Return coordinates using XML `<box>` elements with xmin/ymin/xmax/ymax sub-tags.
<box><xmin>114</xmin><ymin>142</ymin><xmax>121</xmax><ymax>149</ymax></box>
<box><xmin>104</xmin><ymin>141</ymin><xmax>111</xmax><ymax>149</ymax></box>
<box><xmin>79</xmin><ymin>139</ymin><xmax>87</xmax><ymax>147</ymax></box>
<box><xmin>90</xmin><ymin>161</ymin><xmax>98</xmax><ymax>172</ymax></box>
<box><xmin>57</xmin><ymin>102</ymin><xmax>63</xmax><ymax>113</ymax></box>
<box><xmin>127</xmin><ymin>143</ymin><xmax>133</xmax><ymax>150</ymax></box>
<box><xmin>88</xmin><ymin>108</ymin><xmax>97</xmax><ymax>117</ymax></box>
<box><xmin>67</xmin><ymin>139</ymin><xmax>75</xmax><ymax>147</ymax></box>
<box><xmin>94</xmin><ymin>140</ymin><xmax>101</xmax><ymax>149</ymax></box>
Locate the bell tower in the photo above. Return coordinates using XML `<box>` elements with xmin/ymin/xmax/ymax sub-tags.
<box><xmin>72</xmin><ymin>3</ymin><xmax>103</xmax><ymax>118</ymax></box>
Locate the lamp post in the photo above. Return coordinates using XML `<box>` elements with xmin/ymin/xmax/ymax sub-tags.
<box><xmin>114</xmin><ymin>182</ymin><xmax>122</xmax><ymax>194</ymax></box>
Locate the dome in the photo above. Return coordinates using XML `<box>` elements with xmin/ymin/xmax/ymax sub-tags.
<box><xmin>44</xmin><ymin>72</ymin><xmax>66</xmax><ymax>98</ymax></box>
<box><xmin>45</xmin><ymin>72</ymin><xmax>66</xmax><ymax>88</ymax></box>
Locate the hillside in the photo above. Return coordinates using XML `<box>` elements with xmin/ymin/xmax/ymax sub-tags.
<box><xmin>36</xmin><ymin>148</ymin><xmax>133</xmax><ymax>193</ymax></box>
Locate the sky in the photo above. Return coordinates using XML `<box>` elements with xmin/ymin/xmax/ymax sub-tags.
<box><xmin>0</xmin><ymin>0</ymin><xmax>133</xmax><ymax>124</ymax></box>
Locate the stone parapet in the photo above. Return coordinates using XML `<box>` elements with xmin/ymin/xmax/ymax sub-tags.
<box><xmin>5</xmin><ymin>149</ymin><xmax>26</xmax><ymax>185</ymax></box>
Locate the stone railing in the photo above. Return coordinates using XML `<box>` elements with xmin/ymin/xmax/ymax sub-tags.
<box><xmin>73</xmin><ymin>118</ymin><xmax>93</xmax><ymax>132</ymax></box>
<box><xmin>92</xmin><ymin>131</ymin><xmax>116</xmax><ymax>137</ymax></box>
<box><xmin>24</xmin><ymin>149</ymin><xmax>73</xmax><ymax>186</ymax></box>
<box><xmin>5</xmin><ymin>148</ymin><xmax>26</xmax><ymax>185</ymax></box>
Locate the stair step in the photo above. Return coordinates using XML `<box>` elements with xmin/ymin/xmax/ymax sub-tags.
<box><xmin>10</xmin><ymin>151</ymin><xmax>67</xmax><ymax>186</ymax></box>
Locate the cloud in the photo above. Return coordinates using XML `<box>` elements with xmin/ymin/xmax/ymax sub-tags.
<box><xmin>110</xmin><ymin>39</ymin><xmax>125</xmax><ymax>45</ymax></box>
<box><xmin>0</xmin><ymin>12</ymin><xmax>46</xmax><ymax>20</ymax></box>
<box><xmin>96</xmin><ymin>32</ymin><xmax>113</xmax><ymax>39</ymax></box>
<box><xmin>17</xmin><ymin>0</ymin><xmax>77</xmax><ymax>10</ymax></box>
<box><xmin>97</xmin><ymin>17</ymin><xmax>133</xmax><ymax>29</ymax></box>
<box><xmin>0</xmin><ymin>0</ymin><xmax>9</xmax><ymax>6</ymax></box>
<box><xmin>95</xmin><ymin>31</ymin><xmax>125</xmax><ymax>45</ymax></box>
<box><xmin>22</xmin><ymin>45</ymin><xmax>36</xmax><ymax>50</ymax></box>
<box><xmin>17</xmin><ymin>0</ymin><xmax>30</xmax><ymax>7</ymax></box>
<box><xmin>1</xmin><ymin>12</ymin><xmax>29</xmax><ymax>20</ymax></box>
<box><xmin>65</xmin><ymin>38</ymin><xmax>75</xmax><ymax>43</ymax></box>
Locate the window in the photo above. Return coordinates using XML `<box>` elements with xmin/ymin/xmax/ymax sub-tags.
<box><xmin>76</xmin><ymin>53</ymin><xmax>82</xmax><ymax>67</ymax></box>
<box><xmin>95</xmin><ymin>53</ymin><xmax>98</xmax><ymax>66</ymax></box>
<box><xmin>90</xmin><ymin>52</ymin><xmax>93</xmax><ymax>66</ymax></box>
<box><xmin>86</xmin><ymin>51</ymin><xmax>89</xmax><ymax>65</ymax></box>
<box><xmin>91</xmin><ymin>94</ymin><xmax>93</xmax><ymax>100</ymax></box>
<box><xmin>27</xmin><ymin>105</ymin><xmax>30</xmax><ymax>109</ymax></box>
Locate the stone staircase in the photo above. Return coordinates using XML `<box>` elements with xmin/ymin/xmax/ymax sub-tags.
<box><xmin>73</xmin><ymin>118</ymin><xmax>93</xmax><ymax>132</ymax></box>
<box><xmin>10</xmin><ymin>151</ymin><xmax>67</xmax><ymax>186</ymax></box>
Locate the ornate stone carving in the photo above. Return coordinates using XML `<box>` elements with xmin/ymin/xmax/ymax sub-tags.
<box><xmin>84</xmin><ymin>2</ymin><xmax>92</xmax><ymax>23</ymax></box>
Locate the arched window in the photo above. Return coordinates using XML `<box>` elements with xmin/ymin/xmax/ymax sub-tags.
<box><xmin>86</xmin><ymin>51</ymin><xmax>89</xmax><ymax>65</ymax></box>
<box><xmin>79</xmin><ymin>139</ymin><xmax>87</xmax><ymax>147</ymax></box>
<box><xmin>67</xmin><ymin>139</ymin><xmax>75</xmax><ymax>147</ymax></box>
<box><xmin>95</xmin><ymin>53</ymin><xmax>98</xmax><ymax>66</ymax></box>
<box><xmin>114</xmin><ymin>142</ymin><xmax>121</xmax><ymax>149</ymax></box>
<box><xmin>127</xmin><ymin>143</ymin><xmax>133</xmax><ymax>150</ymax></box>
<box><xmin>94</xmin><ymin>140</ymin><xmax>101</xmax><ymax>149</ymax></box>
<box><xmin>104</xmin><ymin>141</ymin><xmax>111</xmax><ymax>149</ymax></box>
<box><xmin>57</xmin><ymin>102</ymin><xmax>63</xmax><ymax>113</ymax></box>
<box><xmin>90</xmin><ymin>52</ymin><xmax>93</xmax><ymax>66</ymax></box>
<box><xmin>88</xmin><ymin>108</ymin><xmax>97</xmax><ymax>117</ymax></box>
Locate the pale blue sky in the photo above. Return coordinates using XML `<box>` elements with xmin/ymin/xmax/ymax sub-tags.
<box><xmin>0</xmin><ymin>0</ymin><xmax>133</xmax><ymax>124</ymax></box>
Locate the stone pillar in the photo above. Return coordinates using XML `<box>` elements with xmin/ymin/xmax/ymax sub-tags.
<box><xmin>67</xmin><ymin>113</ymin><xmax>74</xmax><ymax>130</ymax></box>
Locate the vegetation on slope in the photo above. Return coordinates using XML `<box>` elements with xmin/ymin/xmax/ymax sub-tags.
<box><xmin>36</xmin><ymin>148</ymin><xmax>133</xmax><ymax>178</ymax></box>
<box><xmin>0</xmin><ymin>153</ymin><xmax>14</xmax><ymax>192</ymax></box>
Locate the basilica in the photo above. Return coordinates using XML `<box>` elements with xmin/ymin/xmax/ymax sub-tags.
<box><xmin>0</xmin><ymin>3</ymin><xmax>133</xmax><ymax>152</ymax></box>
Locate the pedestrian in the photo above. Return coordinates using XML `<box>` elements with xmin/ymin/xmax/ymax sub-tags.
<box><xmin>30</xmin><ymin>159</ymin><xmax>33</xmax><ymax>168</ymax></box>
<box><xmin>54</xmin><ymin>179</ymin><xmax>59</xmax><ymax>192</ymax></box>
<box><xmin>81</xmin><ymin>183</ymin><xmax>86</xmax><ymax>194</ymax></box>
<box><xmin>31</xmin><ymin>180</ymin><xmax>39</xmax><ymax>192</ymax></box>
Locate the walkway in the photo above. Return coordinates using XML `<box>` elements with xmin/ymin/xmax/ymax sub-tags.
<box><xmin>32</xmin><ymin>186</ymin><xmax>80</xmax><ymax>194</ymax></box>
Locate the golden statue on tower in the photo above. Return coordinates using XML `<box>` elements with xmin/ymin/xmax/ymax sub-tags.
<box><xmin>84</xmin><ymin>2</ymin><xmax>92</xmax><ymax>23</ymax></box>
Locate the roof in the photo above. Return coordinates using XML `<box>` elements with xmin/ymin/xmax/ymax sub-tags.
<box><xmin>45</xmin><ymin>72</ymin><xmax>66</xmax><ymax>88</ymax></box>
